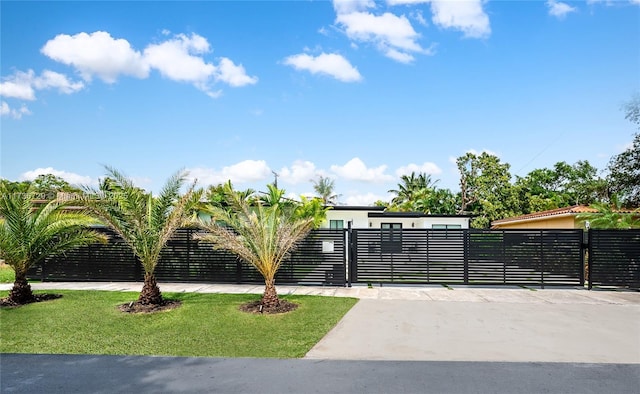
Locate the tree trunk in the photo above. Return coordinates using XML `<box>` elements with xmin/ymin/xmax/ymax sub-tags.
<box><xmin>138</xmin><ymin>272</ymin><xmax>163</xmax><ymax>305</ymax></box>
<box><xmin>9</xmin><ymin>270</ymin><xmax>34</xmax><ymax>305</ymax></box>
<box><xmin>261</xmin><ymin>278</ymin><xmax>279</xmax><ymax>308</ymax></box>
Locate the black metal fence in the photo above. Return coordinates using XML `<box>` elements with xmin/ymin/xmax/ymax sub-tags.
<box><xmin>588</xmin><ymin>230</ymin><xmax>640</xmax><ymax>289</ymax></box>
<box><xmin>349</xmin><ymin>229</ymin><xmax>584</xmax><ymax>287</ymax></box>
<box><xmin>27</xmin><ymin>227</ymin><xmax>639</xmax><ymax>289</ymax></box>
<box><xmin>29</xmin><ymin>228</ymin><xmax>347</xmax><ymax>286</ymax></box>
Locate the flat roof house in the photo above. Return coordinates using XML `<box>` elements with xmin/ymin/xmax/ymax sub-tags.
<box><xmin>321</xmin><ymin>206</ymin><xmax>472</xmax><ymax>230</ymax></box>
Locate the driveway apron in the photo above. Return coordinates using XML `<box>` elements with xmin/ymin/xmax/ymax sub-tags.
<box><xmin>305</xmin><ymin>297</ymin><xmax>640</xmax><ymax>363</ymax></box>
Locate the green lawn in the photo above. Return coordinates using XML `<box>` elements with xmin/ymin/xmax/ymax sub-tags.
<box><xmin>0</xmin><ymin>265</ymin><xmax>14</xmax><ymax>283</ymax></box>
<box><xmin>0</xmin><ymin>290</ymin><xmax>357</xmax><ymax>358</ymax></box>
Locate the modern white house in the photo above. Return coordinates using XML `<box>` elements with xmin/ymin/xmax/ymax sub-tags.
<box><xmin>320</xmin><ymin>206</ymin><xmax>471</xmax><ymax>230</ymax></box>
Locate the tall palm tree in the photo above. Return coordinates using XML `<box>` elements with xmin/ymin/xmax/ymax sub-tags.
<box><xmin>312</xmin><ymin>176</ymin><xmax>339</xmax><ymax>205</ymax></box>
<box><xmin>0</xmin><ymin>185</ymin><xmax>107</xmax><ymax>305</ymax></box>
<box><xmin>198</xmin><ymin>183</ymin><xmax>314</xmax><ymax>309</ymax></box>
<box><xmin>389</xmin><ymin>172</ymin><xmax>439</xmax><ymax>208</ymax></box>
<box><xmin>81</xmin><ymin>167</ymin><xmax>196</xmax><ymax>305</ymax></box>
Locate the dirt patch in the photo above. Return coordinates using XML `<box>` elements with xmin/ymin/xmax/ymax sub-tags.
<box><xmin>0</xmin><ymin>293</ymin><xmax>63</xmax><ymax>308</ymax></box>
<box><xmin>239</xmin><ymin>299</ymin><xmax>299</xmax><ymax>314</ymax></box>
<box><xmin>118</xmin><ymin>300</ymin><xmax>182</xmax><ymax>314</ymax></box>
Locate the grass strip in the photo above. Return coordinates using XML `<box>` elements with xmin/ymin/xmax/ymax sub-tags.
<box><xmin>0</xmin><ymin>290</ymin><xmax>357</xmax><ymax>358</ymax></box>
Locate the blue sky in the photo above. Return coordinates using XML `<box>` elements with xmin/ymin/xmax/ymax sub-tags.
<box><xmin>1</xmin><ymin>0</ymin><xmax>639</xmax><ymax>205</ymax></box>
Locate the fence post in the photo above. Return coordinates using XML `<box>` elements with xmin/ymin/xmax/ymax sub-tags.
<box><xmin>540</xmin><ymin>230</ymin><xmax>545</xmax><ymax>289</ymax></box>
<box><xmin>348</xmin><ymin>223</ymin><xmax>356</xmax><ymax>286</ymax></box>
<box><xmin>463</xmin><ymin>230</ymin><xmax>469</xmax><ymax>285</ymax></box>
<box><xmin>587</xmin><ymin>230</ymin><xmax>593</xmax><ymax>290</ymax></box>
<box><xmin>345</xmin><ymin>225</ymin><xmax>351</xmax><ymax>287</ymax></box>
<box><xmin>579</xmin><ymin>229</ymin><xmax>585</xmax><ymax>287</ymax></box>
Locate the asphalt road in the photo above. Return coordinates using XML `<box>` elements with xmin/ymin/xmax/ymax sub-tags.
<box><xmin>2</xmin><ymin>354</ymin><xmax>639</xmax><ymax>394</ymax></box>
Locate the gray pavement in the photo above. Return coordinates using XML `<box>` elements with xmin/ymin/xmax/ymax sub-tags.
<box><xmin>2</xmin><ymin>354</ymin><xmax>639</xmax><ymax>394</ymax></box>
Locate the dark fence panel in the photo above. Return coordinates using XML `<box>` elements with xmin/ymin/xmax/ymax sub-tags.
<box><xmin>351</xmin><ymin>229</ymin><xmax>583</xmax><ymax>286</ymax></box>
<box><xmin>28</xmin><ymin>228</ymin><xmax>346</xmax><ymax>286</ymax></box>
<box><xmin>589</xmin><ymin>230</ymin><xmax>640</xmax><ymax>289</ymax></box>
<box><xmin>468</xmin><ymin>230</ymin><xmax>583</xmax><ymax>286</ymax></box>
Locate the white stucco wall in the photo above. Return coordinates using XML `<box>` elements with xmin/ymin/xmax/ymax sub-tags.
<box><xmin>322</xmin><ymin>209</ymin><xmax>470</xmax><ymax>229</ymax></box>
<box><xmin>322</xmin><ymin>209</ymin><xmax>370</xmax><ymax>229</ymax></box>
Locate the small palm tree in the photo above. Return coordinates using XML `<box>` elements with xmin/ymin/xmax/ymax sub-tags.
<box><xmin>312</xmin><ymin>176</ymin><xmax>339</xmax><ymax>205</ymax></box>
<box><xmin>81</xmin><ymin>167</ymin><xmax>195</xmax><ymax>305</ymax></box>
<box><xmin>577</xmin><ymin>196</ymin><xmax>640</xmax><ymax>229</ymax></box>
<box><xmin>0</xmin><ymin>185</ymin><xmax>107</xmax><ymax>305</ymax></box>
<box><xmin>198</xmin><ymin>183</ymin><xmax>314</xmax><ymax>309</ymax></box>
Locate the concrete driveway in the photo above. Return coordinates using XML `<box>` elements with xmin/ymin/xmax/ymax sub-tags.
<box><xmin>306</xmin><ymin>290</ymin><xmax>640</xmax><ymax>363</ymax></box>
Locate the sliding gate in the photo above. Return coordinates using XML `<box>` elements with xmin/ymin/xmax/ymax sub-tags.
<box><xmin>349</xmin><ymin>229</ymin><xmax>584</xmax><ymax>287</ymax></box>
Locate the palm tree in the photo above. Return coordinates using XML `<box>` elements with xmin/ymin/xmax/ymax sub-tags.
<box><xmin>577</xmin><ymin>195</ymin><xmax>640</xmax><ymax>229</ymax></box>
<box><xmin>312</xmin><ymin>176</ymin><xmax>339</xmax><ymax>205</ymax></box>
<box><xmin>0</xmin><ymin>185</ymin><xmax>107</xmax><ymax>305</ymax></box>
<box><xmin>197</xmin><ymin>183</ymin><xmax>314</xmax><ymax>309</ymax></box>
<box><xmin>388</xmin><ymin>172</ymin><xmax>439</xmax><ymax>208</ymax></box>
<box><xmin>81</xmin><ymin>167</ymin><xmax>196</xmax><ymax>305</ymax></box>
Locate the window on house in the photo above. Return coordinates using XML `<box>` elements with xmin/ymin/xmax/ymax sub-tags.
<box><xmin>381</xmin><ymin>223</ymin><xmax>402</xmax><ymax>253</ymax></box>
<box><xmin>432</xmin><ymin>224</ymin><xmax>462</xmax><ymax>229</ymax></box>
<box><xmin>432</xmin><ymin>224</ymin><xmax>462</xmax><ymax>239</ymax></box>
<box><xmin>329</xmin><ymin>220</ymin><xmax>344</xmax><ymax>229</ymax></box>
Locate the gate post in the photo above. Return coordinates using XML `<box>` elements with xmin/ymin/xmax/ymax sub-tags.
<box><xmin>587</xmin><ymin>230</ymin><xmax>593</xmax><ymax>290</ymax></box>
<box><xmin>463</xmin><ymin>230</ymin><xmax>469</xmax><ymax>285</ymax></box>
<box><xmin>348</xmin><ymin>221</ymin><xmax>355</xmax><ymax>287</ymax></box>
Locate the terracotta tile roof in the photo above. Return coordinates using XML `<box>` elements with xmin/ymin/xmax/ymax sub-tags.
<box><xmin>491</xmin><ymin>205</ymin><xmax>598</xmax><ymax>225</ymax></box>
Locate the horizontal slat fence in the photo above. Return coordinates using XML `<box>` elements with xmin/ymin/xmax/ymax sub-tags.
<box><xmin>351</xmin><ymin>229</ymin><xmax>584</xmax><ymax>286</ymax></box>
<box><xmin>28</xmin><ymin>228</ymin><xmax>346</xmax><ymax>286</ymax></box>
<box><xmin>589</xmin><ymin>230</ymin><xmax>640</xmax><ymax>289</ymax></box>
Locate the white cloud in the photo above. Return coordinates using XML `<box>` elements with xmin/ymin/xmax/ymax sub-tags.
<box><xmin>330</xmin><ymin>157</ymin><xmax>394</xmax><ymax>182</ymax></box>
<box><xmin>37</xmin><ymin>30</ymin><xmax>257</xmax><ymax>99</ymax></box>
<box><xmin>395</xmin><ymin>162</ymin><xmax>442</xmax><ymax>177</ymax></box>
<box><xmin>411</xmin><ymin>10</ymin><xmax>428</xmax><ymax>26</ymax></box>
<box><xmin>279</xmin><ymin>160</ymin><xmax>318</xmax><ymax>184</ymax></box>
<box><xmin>547</xmin><ymin>0</ymin><xmax>577</xmax><ymax>19</ymax></box>
<box><xmin>335</xmin><ymin>11</ymin><xmax>429</xmax><ymax>62</ymax></box>
<box><xmin>41</xmin><ymin>31</ymin><xmax>149</xmax><ymax>83</ymax></box>
<box><xmin>20</xmin><ymin>167</ymin><xmax>96</xmax><ymax>186</ymax></box>
<box><xmin>333</xmin><ymin>0</ymin><xmax>376</xmax><ymax>15</ymax></box>
<box><xmin>283</xmin><ymin>52</ymin><xmax>362</xmax><ymax>82</ymax></box>
<box><xmin>186</xmin><ymin>160</ymin><xmax>271</xmax><ymax>186</ymax></box>
<box><xmin>387</xmin><ymin>0</ymin><xmax>490</xmax><ymax>38</ymax></box>
<box><xmin>343</xmin><ymin>191</ymin><xmax>391</xmax><ymax>206</ymax></box>
<box><xmin>215</xmin><ymin>57</ymin><xmax>258</xmax><ymax>87</ymax></box>
<box><xmin>33</xmin><ymin>70</ymin><xmax>85</xmax><ymax>94</ymax></box>
<box><xmin>0</xmin><ymin>69</ymin><xmax>84</xmax><ymax>101</ymax></box>
<box><xmin>0</xmin><ymin>101</ymin><xmax>31</xmax><ymax>119</ymax></box>
<box><xmin>144</xmin><ymin>33</ymin><xmax>215</xmax><ymax>83</ymax></box>
<box><xmin>0</xmin><ymin>71</ymin><xmax>36</xmax><ymax>100</ymax></box>
<box><xmin>429</xmin><ymin>0</ymin><xmax>491</xmax><ymax>39</ymax></box>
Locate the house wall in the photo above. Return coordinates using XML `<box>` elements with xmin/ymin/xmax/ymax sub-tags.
<box><xmin>493</xmin><ymin>215</ymin><xmax>578</xmax><ymax>229</ymax></box>
<box><xmin>322</xmin><ymin>210</ymin><xmax>470</xmax><ymax>229</ymax></box>
<box><xmin>322</xmin><ymin>209</ymin><xmax>369</xmax><ymax>228</ymax></box>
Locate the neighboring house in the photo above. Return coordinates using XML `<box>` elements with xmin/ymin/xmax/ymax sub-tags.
<box><xmin>491</xmin><ymin>205</ymin><xmax>598</xmax><ymax>229</ymax></box>
<box><xmin>321</xmin><ymin>206</ymin><xmax>471</xmax><ymax>230</ymax></box>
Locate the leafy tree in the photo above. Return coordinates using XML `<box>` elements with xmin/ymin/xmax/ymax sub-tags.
<box><xmin>623</xmin><ymin>93</ymin><xmax>640</xmax><ymax>128</ymax></box>
<box><xmin>515</xmin><ymin>161</ymin><xmax>607</xmax><ymax>213</ymax></box>
<box><xmin>0</xmin><ymin>184</ymin><xmax>107</xmax><ymax>305</ymax></box>
<box><xmin>31</xmin><ymin>174</ymin><xmax>83</xmax><ymax>198</ymax></box>
<box><xmin>576</xmin><ymin>195</ymin><xmax>640</xmax><ymax>229</ymax></box>
<box><xmin>412</xmin><ymin>188</ymin><xmax>459</xmax><ymax>215</ymax></box>
<box><xmin>81</xmin><ymin>167</ymin><xmax>196</xmax><ymax>305</ymax></box>
<box><xmin>197</xmin><ymin>182</ymin><xmax>315</xmax><ymax>309</ymax></box>
<box><xmin>607</xmin><ymin>133</ymin><xmax>639</xmax><ymax>207</ymax></box>
<box><xmin>456</xmin><ymin>152</ymin><xmax>517</xmax><ymax>228</ymax></box>
<box><xmin>312</xmin><ymin>175</ymin><xmax>339</xmax><ymax>205</ymax></box>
